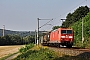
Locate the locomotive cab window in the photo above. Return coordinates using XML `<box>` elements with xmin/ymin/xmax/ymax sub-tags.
<box><xmin>61</xmin><ymin>30</ymin><xmax>72</xmax><ymax>34</ymax></box>
<box><xmin>61</xmin><ymin>30</ymin><xmax>66</xmax><ymax>34</ymax></box>
<box><xmin>67</xmin><ymin>30</ymin><xmax>72</xmax><ymax>34</ymax></box>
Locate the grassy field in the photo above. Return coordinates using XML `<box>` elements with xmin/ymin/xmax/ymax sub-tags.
<box><xmin>0</xmin><ymin>45</ymin><xmax>24</xmax><ymax>58</ymax></box>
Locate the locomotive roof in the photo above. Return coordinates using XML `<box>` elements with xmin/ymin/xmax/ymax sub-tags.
<box><xmin>51</xmin><ymin>28</ymin><xmax>73</xmax><ymax>32</ymax></box>
<box><xmin>42</xmin><ymin>31</ymin><xmax>51</xmax><ymax>34</ymax></box>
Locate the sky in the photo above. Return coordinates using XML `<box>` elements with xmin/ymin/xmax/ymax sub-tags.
<box><xmin>0</xmin><ymin>0</ymin><xmax>90</xmax><ymax>31</ymax></box>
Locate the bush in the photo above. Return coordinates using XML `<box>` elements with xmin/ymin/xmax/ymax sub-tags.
<box><xmin>14</xmin><ymin>47</ymin><xmax>56</xmax><ymax>60</ymax></box>
<box><xmin>19</xmin><ymin>43</ymin><xmax>34</xmax><ymax>54</ymax></box>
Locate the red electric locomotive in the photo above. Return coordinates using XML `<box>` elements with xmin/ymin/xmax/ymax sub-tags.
<box><xmin>42</xmin><ymin>28</ymin><xmax>74</xmax><ymax>47</ymax></box>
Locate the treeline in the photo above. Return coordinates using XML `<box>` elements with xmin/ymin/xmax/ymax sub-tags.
<box><xmin>0</xmin><ymin>29</ymin><xmax>35</xmax><ymax>36</ymax></box>
<box><xmin>62</xmin><ymin>6</ymin><xmax>89</xmax><ymax>28</ymax></box>
<box><xmin>71</xmin><ymin>12</ymin><xmax>90</xmax><ymax>48</ymax></box>
<box><xmin>0</xmin><ymin>35</ymin><xmax>35</xmax><ymax>46</ymax></box>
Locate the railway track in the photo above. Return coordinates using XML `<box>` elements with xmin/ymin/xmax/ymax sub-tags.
<box><xmin>47</xmin><ymin>46</ymin><xmax>90</xmax><ymax>59</ymax></box>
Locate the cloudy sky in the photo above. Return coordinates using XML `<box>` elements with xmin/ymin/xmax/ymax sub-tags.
<box><xmin>0</xmin><ymin>0</ymin><xmax>90</xmax><ymax>31</ymax></box>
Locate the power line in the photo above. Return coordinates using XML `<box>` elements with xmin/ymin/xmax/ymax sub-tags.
<box><xmin>51</xmin><ymin>0</ymin><xmax>87</xmax><ymax>26</ymax></box>
<box><xmin>53</xmin><ymin>0</ymin><xmax>87</xmax><ymax>20</ymax></box>
<box><xmin>39</xmin><ymin>19</ymin><xmax>53</xmax><ymax>29</ymax></box>
<box><xmin>38</xmin><ymin>0</ymin><xmax>88</xmax><ymax>31</ymax></box>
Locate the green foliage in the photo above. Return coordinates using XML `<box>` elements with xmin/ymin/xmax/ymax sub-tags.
<box><xmin>0</xmin><ymin>35</ymin><xmax>22</xmax><ymax>45</ymax></box>
<box><xmin>71</xmin><ymin>12</ymin><xmax>90</xmax><ymax>48</ymax></box>
<box><xmin>15</xmin><ymin>47</ymin><xmax>90</xmax><ymax>60</ymax></box>
<box><xmin>14</xmin><ymin>48</ymin><xmax>57</xmax><ymax>60</ymax></box>
<box><xmin>19</xmin><ymin>43</ymin><xmax>34</xmax><ymax>54</ymax></box>
<box><xmin>0</xmin><ymin>35</ymin><xmax>35</xmax><ymax>45</ymax></box>
<box><xmin>52</xmin><ymin>26</ymin><xmax>61</xmax><ymax>30</ymax></box>
<box><xmin>23</xmin><ymin>36</ymin><xmax>35</xmax><ymax>44</ymax></box>
<box><xmin>62</xmin><ymin>6</ymin><xmax>89</xmax><ymax>28</ymax></box>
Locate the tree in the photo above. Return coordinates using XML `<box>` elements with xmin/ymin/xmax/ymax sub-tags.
<box><xmin>52</xmin><ymin>26</ymin><xmax>61</xmax><ymax>30</ymax></box>
<box><xmin>0</xmin><ymin>34</ymin><xmax>35</xmax><ymax>45</ymax></box>
<box><xmin>62</xmin><ymin>6</ymin><xmax>89</xmax><ymax>28</ymax></box>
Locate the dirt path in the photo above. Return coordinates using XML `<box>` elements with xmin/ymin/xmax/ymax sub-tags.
<box><xmin>5</xmin><ymin>53</ymin><xmax>20</xmax><ymax>60</ymax></box>
<box><xmin>0</xmin><ymin>45</ymin><xmax>24</xmax><ymax>58</ymax></box>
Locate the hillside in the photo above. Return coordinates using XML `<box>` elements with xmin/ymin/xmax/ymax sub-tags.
<box><xmin>71</xmin><ymin>12</ymin><xmax>90</xmax><ymax>48</ymax></box>
<box><xmin>0</xmin><ymin>29</ymin><xmax>34</xmax><ymax>36</ymax></box>
<box><xmin>0</xmin><ymin>29</ymin><xmax>46</xmax><ymax>37</ymax></box>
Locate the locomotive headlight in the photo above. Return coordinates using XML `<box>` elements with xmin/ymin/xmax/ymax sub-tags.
<box><xmin>61</xmin><ymin>36</ymin><xmax>65</xmax><ymax>38</ymax></box>
<box><xmin>69</xmin><ymin>36</ymin><xmax>73</xmax><ymax>38</ymax></box>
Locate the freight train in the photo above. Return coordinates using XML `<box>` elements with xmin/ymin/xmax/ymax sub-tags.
<box><xmin>41</xmin><ymin>28</ymin><xmax>74</xmax><ymax>47</ymax></box>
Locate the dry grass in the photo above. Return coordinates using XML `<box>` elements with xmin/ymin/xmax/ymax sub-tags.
<box><xmin>0</xmin><ymin>45</ymin><xmax>24</xmax><ymax>58</ymax></box>
<box><xmin>31</xmin><ymin>44</ymin><xmax>48</xmax><ymax>50</ymax></box>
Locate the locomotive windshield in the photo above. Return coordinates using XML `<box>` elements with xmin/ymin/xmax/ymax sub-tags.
<box><xmin>61</xmin><ymin>30</ymin><xmax>72</xmax><ymax>34</ymax></box>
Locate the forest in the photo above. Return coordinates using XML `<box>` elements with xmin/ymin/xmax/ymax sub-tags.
<box><xmin>0</xmin><ymin>35</ymin><xmax>35</xmax><ymax>45</ymax></box>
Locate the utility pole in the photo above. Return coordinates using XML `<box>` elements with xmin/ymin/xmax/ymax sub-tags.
<box><xmin>37</xmin><ymin>18</ymin><xmax>53</xmax><ymax>45</ymax></box>
<box><xmin>82</xmin><ymin>18</ymin><xmax>84</xmax><ymax>43</ymax></box>
<box><xmin>37</xmin><ymin>18</ymin><xmax>39</xmax><ymax>45</ymax></box>
<box><xmin>35</xmin><ymin>29</ymin><xmax>37</xmax><ymax>45</ymax></box>
<box><xmin>3</xmin><ymin>25</ymin><xmax>5</xmax><ymax>36</ymax></box>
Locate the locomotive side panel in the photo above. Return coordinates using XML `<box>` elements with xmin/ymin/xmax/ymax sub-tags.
<box><xmin>49</xmin><ymin>28</ymin><xmax>62</xmax><ymax>43</ymax></box>
<box><xmin>50</xmin><ymin>31</ymin><xmax>54</xmax><ymax>42</ymax></box>
<box><xmin>54</xmin><ymin>30</ymin><xmax>58</xmax><ymax>42</ymax></box>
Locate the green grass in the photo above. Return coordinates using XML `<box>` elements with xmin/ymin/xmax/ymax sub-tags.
<box><xmin>14</xmin><ymin>48</ymin><xmax>57</xmax><ymax>60</ymax></box>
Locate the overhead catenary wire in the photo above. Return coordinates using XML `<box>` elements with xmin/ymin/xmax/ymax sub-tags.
<box><xmin>53</xmin><ymin>0</ymin><xmax>87</xmax><ymax>20</ymax></box>
<box><xmin>39</xmin><ymin>0</ymin><xmax>88</xmax><ymax>31</ymax></box>
<box><xmin>39</xmin><ymin>19</ymin><xmax>53</xmax><ymax>29</ymax></box>
<box><xmin>51</xmin><ymin>0</ymin><xmax>88</xmax><ymax>26</ymax></box>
